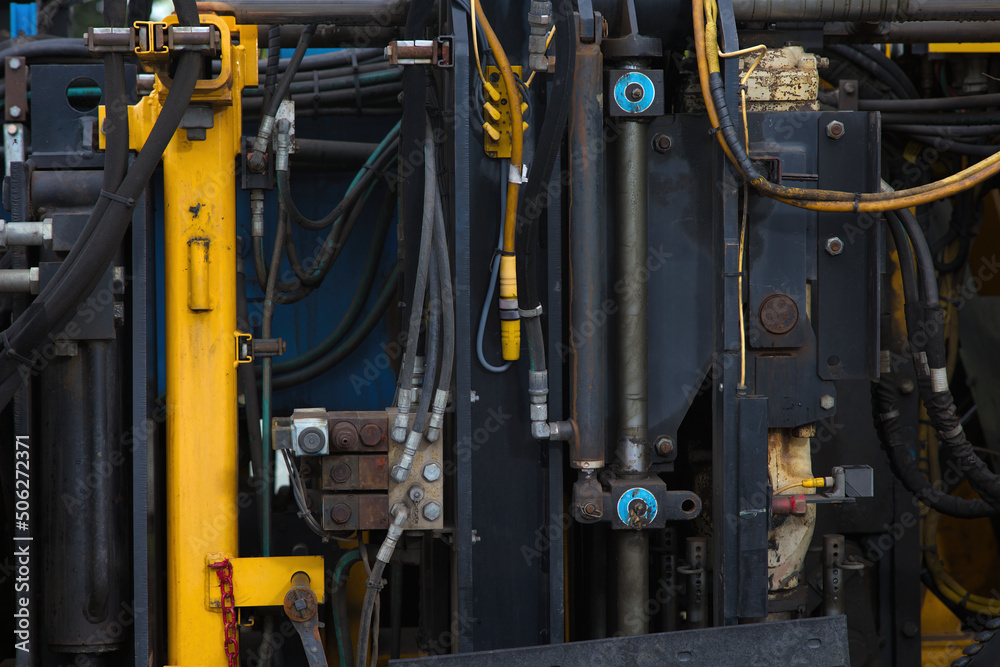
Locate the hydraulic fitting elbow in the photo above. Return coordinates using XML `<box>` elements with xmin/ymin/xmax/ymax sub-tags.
<box><xmin>391</xmin><ymin>429</ymin><xmax>422</xmax><ymax>483</ymax></box>
<box><xmin>426</xmin><ymin>389</ymin><xmax>449</xmax><ymax>442</ymax></box>
<box><xmin>247</xmin><ymin>115</ymin><xmax>274</xmax><ymax>173</ymax></box>
<box><xmin>377</xmin><ymin>504</ymin><xmax>410</xmax><ymax>563</ymax></box>
<box><xmin>498</xmin><ymin>255</ymin><xmax>520</xmax><ymax>361</ymax></box>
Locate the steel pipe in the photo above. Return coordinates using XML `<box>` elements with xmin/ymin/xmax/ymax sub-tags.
<box><xmin>616</xmin><ymin>531</ymin><xmax>650</xmax><ymax>636</ymax></box>
<box><xmin>197</xmin><ymin>0</ymin><xmax>410</xmax><ymax>25</ymax></box>
<box><xmin>0</xmin><ymin>268</ymin><xmax>38</xmax><ymax>293</ymax></box>
<box><xmin>827</xmin><ymin>21</ymin><xmax>1000</xmax><ymax>44</ymax></box>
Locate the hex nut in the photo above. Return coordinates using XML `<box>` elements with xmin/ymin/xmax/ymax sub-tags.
<box><xmin>422</xmin><ymin>462</ymin><xmax>442</xmax><ymax>482</ymax></box>
<box><xmin>826</xmin><ymin>120</ymin><xmax>845</xmax><ymax>140</ymax></box>
<box><xmin>820</xmin><ymin>394</ymin><xmax>836</xmax><ymax>410</ymax></box>
<box><xmin>653</xmin><ymin>133</ymin><xmax>672</xmax><ymax>154</ymax></box>
<box><xmin>654</xmin><ymin>436</ymin><xmax>674</xmax><ymax>457</ymax></box>
<box><xmin>825</xmin><ymin>236</ymin><xmax>844</xmax><ymax>256</ymax></box>
<box><xmin>9</xmin><ymin>106</ymin><xmax>22</xmax><ymax>118</ymax></box>
<box><xmin>422</xmin><ymin>501</ymin><xmax>442</xmax><ymax>521</ymax></box>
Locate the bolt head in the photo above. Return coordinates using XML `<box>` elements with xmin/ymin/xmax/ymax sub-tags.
<box><xmin>820</xmin><ymin>394</ymin><xmax>836</xmax><ymax>410</ymax></box>
<box><xmin>359</xmin><ymin>422</ymin><xmax>382</xmax><ymax>446</ymax></box>
<box><xmin>826</xmin><ymin>120</ymin><xmax>845</xmax><ymax>139</ymax></box>
<box><xmin>9</xmin><ymin>106</ymin><xmax>22</xmax><ymax>118</ymax></box>
<box><xmin>330</xmin><ymin>462</ymin><xmax>351</xmax><ymax>484</ymax></box>
<box><xmin>8</xmin><ymin>58</ymin><xmax>20</xmax><ymax>70</ymax></box>
<box><xmin>899</xmin><ymin>378</ymin><xmax>915</xmax><ymax>394</ymax></box>
<box><xmin>843</xmin><ymin>81</ymin><xmax>857</xmax><ymax>94</ymax></box>
<box><xmin>330</xmin><ymin>502</ymin><xmax>352</xmax><ymax>524</ymax></box>
<box><xmin>653</xmin><ymin>133</ymin><xmax>672</xmax><ymax>154</ymax></box>
<box><xmin>422</xmin><ymin>462</ymin><xmax>442</xmax><ymax>482</ymax></box>
<box><xmin>825</xmin><ymin>236</ymin><xmax>844</xmax><ymax>256</ymax></box>
<box><xmin>294</xmin><ymin>598</ymin><xmax>307</xmax><ymax>611</ymax></box>
<box><xmin>6</xmin><ymin>124</ymin><xmax>17</xmax><ymax>135</ymax></box>
<box><xmin>422</xmin><ymin>501</ymin><xmax>441</xmax><ymax>522</ymax></box>
<box><xmin>626</xmin><ymin>83</ymin><xmax>643</xmax><ymax>101</ymax></box>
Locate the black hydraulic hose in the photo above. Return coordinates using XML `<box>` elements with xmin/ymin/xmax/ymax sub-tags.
<box><xmin>871</xmin><ymin>378</ymin><xmax>996</xmax><ymax>517</ymax></box>
<box><xmin>933</xmin><ymin>235</ymin><xmax>971</xmax><ymax>274</ymax></box>
<box><xmin>274</xmin><ymin>48</ymin><xmax>383</xmax><ymax>75</ymax></box>
<box><xmin>242</xmin><ymin>82</ymin><xmax>404</xmax><ymax>112</ymax></box>
<box><xmin>826</xmin><ymin>44</ymin><xmax>911</xmax><ymax>99</ymax></box>
<box><xmin>356</xmin><ymin>558</ymin><xmax>387</xmax><ymax>667</ymax></box>
<box><xmin>288</xmin><ymin>59</ymin><xmax>390</xmax><ymax>84</ymax></box>
<box><xmin>854</xmin><ymin>44</ymin><xmax>920</xmax><ymax>99</ymax></box>
<box><xmin>885</xmin><ymin>213</ymin><xmax>920</xmax><ymax>316</ymax></box>
<box><xmin>0</xmin><ymin>38</ymin><xmax>89</xmax><ymax>60</ymax></box>
<box><xmin>271</xmin><ymin>263</ymin><xmax>401</xmax><ymax>389</ymax></box>
<box><xmin>278</xmin><ymin>161</ymin><xmax>380</xmax><ymax>231</ymax></box>
<box><xmin>0</xmin><ymin>3</ymin><xmax>201</xmax><ymax>411</ymax></box>
<box><xmin>881</xmin><ymin>112</ymin><xmax>1000</xmax><ymax>125</ymax></box>
<box><xmin>883</xmin><ymin>124</ymin><xmax>1000</xmax><ymax>137</ymax></box>
<box><xmin>265</xmin><ymin>24</ymin><xmax>315</xmax><ymax>121</ymax></box>
<box><xmin>293</xmin><ymin>139</ymin><xmax>379</xmax><ymax>167</ymax></box>
<box><xmin>514</xmin><ymin>0</ymin><xmax>575</xmax><ymax>312</ymax></box>
<box><xmin>283</xmin><ymin>184</ymin><xmax>370</xmax><ymax>287</ymax></box>
<box><xmin>236</xmin><ymin>257</ymin><xmax>266</xmax><ymax>543</ymax></box>
<box><xmin>886</xmin><ymin>205</ymin><xmax>1000</xmax><ymax>505</ymax></box>
<box><xmin>262</xmin><ymin>25</ymin><xmax>281</xmax><ymax>112</ymax></box>
<box><xmin>862</xmin><ymin>92</ymin><xmax>1000</xmax><ymax>113</ymax></box>
<box><xmin>905</xmin><ymin>135</ymin><xmax>996</xmax><ymax>158</ymax></box>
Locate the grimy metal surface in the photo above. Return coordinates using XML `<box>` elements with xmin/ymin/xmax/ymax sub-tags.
<box><xmin>731</xmin><ymin>0</ymin><xmax>1000</xmax><ymax>22</ymax></box>
<box><xmin>391</xmin><ymin>615</ymin><xmax>850</xmax><ymax>666</ymax></box>
<box><xmin>197</xmin><ymin>0</ymin><xmax>410</xmax><ymax>24</ymax></box>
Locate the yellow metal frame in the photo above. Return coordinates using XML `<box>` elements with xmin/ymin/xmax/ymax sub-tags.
<box><xmin>226</xmin><ymin>556</ymin><xmax>326</xmax><ymax>607</ymax></box>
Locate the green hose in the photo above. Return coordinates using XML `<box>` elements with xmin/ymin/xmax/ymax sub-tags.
<box><xmin>333</xmin><ymin>549</ymin><xmax>362</xmax><ymax>667</ymax></box>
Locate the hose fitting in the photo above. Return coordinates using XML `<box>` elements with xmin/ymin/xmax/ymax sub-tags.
<box><xmin>274</xmin><ymin>118</ymin><xmax>292</xmax><ymax>173</ymax></box>
<box><xmin>426</xmin><ymin>388</ymin><xmax>449</xmax><ymax>442</ymax></box>
<box><xmin>248</xmin><ymin>115</ymin><xmax>275</xmax><ymax>173</ymax></box>
<box><xmin>391</xmin><ymin>429</ymin><xmax>422</xmax><ymax>483</ymax></box>
<box><xmin>376</xmin><ymin>504</ymin><xmax>409</xmax><ymax>563</ymax></box>
<box><xmin>392</xmin><ymin>389</ymin><xmax>413</xmax><ymax>443</ymax></box>
<box><xmin>250</xmin><ymin>189</ymin><xmax>265</xmax><ymax>238</ymax></box>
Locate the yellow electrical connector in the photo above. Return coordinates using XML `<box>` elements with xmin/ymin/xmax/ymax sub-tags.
<box><xmin>498</xmin><ymin>254</ymin><xmax>520</xmax><ymax>360</ymax></box>
<box><xmin>483</xmin><ymin>65</ymin><xmax>526</xmax><ymax>159</ymax></box>
<box><xmin>773</xmin><ymin>477</ymin><xmax>831</xmax><ymax>495</ymax></box>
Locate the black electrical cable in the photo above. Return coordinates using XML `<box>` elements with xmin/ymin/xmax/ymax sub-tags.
<box><xmin>0</xmin><ymin>1</ymin><xmax>202</xmax><ymax>411</ymax></box>
<box><xmin>514</xmin><ymin>0</ymin><xmax>574</xmax><ymax>312</ymax></box>
<box><xmin>271</xmin><ymin>263</ymin><xmax>401</xmax><ymax>390</ymax></box>
<box><xmin>861</xmin><ymin>92</ymin><xmax>1000</xmax><ymax>113</ymax></box>
<box><xmin>262</xmin><ymin>25</ymin><xmax>281</xmax><ymax>113</ymax></box>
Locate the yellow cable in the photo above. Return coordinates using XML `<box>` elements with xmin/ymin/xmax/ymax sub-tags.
<box><xmin>525</xmin><ymin>26</ymin><xmax>556</xmax><ymax>89</ymax></box>
<box><xmin>470</xmin><ymin>0</ymin><xmax>488</xmax><ymax>86</ymax></box>
<box><xmin>774</xmin><ymin>478</ymin><xmax>827</xmax><ymax>495</ymax></box>
<box><xmin>695</xmin><ymin>0</ymin><xmax>1000</xmax><ymax>213</ymax></box>
<box><xmin>476</xmin><ymin>1</ymin><xmax>524</xmax><ymax>361</ymax></box>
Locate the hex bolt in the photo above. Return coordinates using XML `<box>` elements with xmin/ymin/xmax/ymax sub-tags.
<box><xmin>653</xmin><ymin>133</ymin><xmax>672</xmax><ymax>154</ymax></box>
<box><xmin>825</xmin><ymin>236</ymin><xmax>844</xmax><ymax>256</ymax></box>
<box><xmin>359</xmin><ymin>422</ymin><xmax>382</xmax><ymax>446</ymax></box>
<box><xmin>294</xmin><ymin>598</ymin><xmax>307</xmax><ymax>611</ymax></box>
<box><xmin>297</xmin><ymin>427</ymin><xmax>326</xmax><ymax>454</ymax></box>
<box><xmin>422</xmin><ymin>462</ymin><xmax>442</xmax><ymax>482</ymax></box>
<box><xmin>826</xmin><ymin>120</ymin><xmax>846</xmax><ymax>140</ymax></box>
<box><xmin>820</xmin><ymin>394</ymin><xmax>836</xmax><ymax>410</ymax></box>
<box><xmin>331</xmin><ymin>421</ymin><xmax>359</xmax><ymax>449</ymax></box>
<box><xmin>654</xmin><ymin>435</ymin><xmax>674</xmax><ymax>457</ymax></box>
<box><xmin>8</xmin><ymin>58</ymin><xmax>21</xmax><ymax>70</ymax></box>
<box><xmin>9</xmin><ymin>106</ymin><xmax>22</xmax><ymax>119</ymax></box>
<box><xmin>330</xmin><ymin>502</ymin><xmax>352</xmax><ymax>524</ymax></box>
<box><xmin>422</xmin><ymin>501</ymin><xmax>442</xmax><ymax>522</ymax></box>
<box><xmin>408</xmin><ymin>484</ymin><xmax>425</xmax><ymax>504</ymax></box>
<box><xmin>843</xmin><ymin>81</ymin><xmax>857</xmax><ymax>94</ymax></box>
<box><xmin>330</xmin><ymin>462</ymin><xmax>351</xmax><ymax>484</ymax></box>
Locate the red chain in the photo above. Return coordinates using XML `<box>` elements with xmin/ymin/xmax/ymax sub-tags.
<box><xmin>209</xmin><ymin>559</ymin><xmax>239</xmax><ymax>667</ymax></box>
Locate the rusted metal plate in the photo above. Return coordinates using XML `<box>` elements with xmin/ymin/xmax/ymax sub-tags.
<box><xmin>321</xmin><ymin>455</ymin><xmax>359</xmax><ymax>491</ymax></box>
<box><xmin>326</xmin><ymin>410</ymin><xmax>389</xmax><ymax>452</ymax></box>
<box><xmin>5</xmin><ymin>56</ymin><xmax>27</xmax><ymax>123</ymax></box>
<box><xmin>358</xmin><ymin>495</ymin><xmax>389</xmax><ymax>530</ymax></box>
<box><xmin>321</xmin><ymin>494</ymin><xmax>359</xmax><ymax>531</ymax></box>
<box><xmin>358</xmin><ymin>454</ymin><xmax>389</xmax><ymax>490</ymax></box>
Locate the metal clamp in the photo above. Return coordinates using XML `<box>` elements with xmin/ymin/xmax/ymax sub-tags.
<box><xmin>235</xmin><ymin>331</ymin><xmax>253</xmax><ymax>365</ymax></box>
<box><xmin>384</xmin><ymin>36</ymin><xmax>453</xmax><ymax>68</ymax></box>
<box><xmin>85</xmin><ymin>23</ymin><xmax>220</xmax><ymax>57</ymax></box>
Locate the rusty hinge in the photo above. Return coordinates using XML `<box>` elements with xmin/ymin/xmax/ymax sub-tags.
<box><xmin>384</xmin><ymin>36</ymin><xmax>453</xmax><ymax>68</ymax></box>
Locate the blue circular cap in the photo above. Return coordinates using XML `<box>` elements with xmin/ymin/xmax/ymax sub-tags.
<box><xmin>614</xmin><ymin>72</ymin><xmax>655</xmax><ymax>114</ymax></box>
<box><xmin>617</xmin><ymin>487</ymin><xmax>658</xmax><ymax>526</ymax></box>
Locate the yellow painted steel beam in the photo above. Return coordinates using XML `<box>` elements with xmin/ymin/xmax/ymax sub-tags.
<box><xmin>107</xmin><ymin>14</ymin><xmax>258</xmax><ymax>667</ymax></box>
<box><xmin>228</xmin><ymin>556</ymin><xmax>327</xmax><ymax>607</ymax></box>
